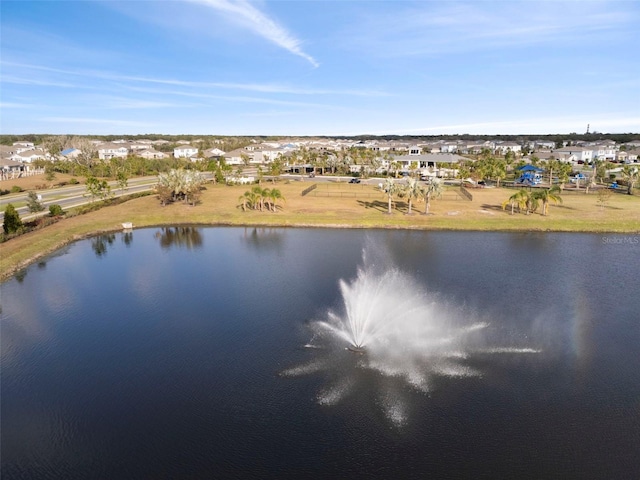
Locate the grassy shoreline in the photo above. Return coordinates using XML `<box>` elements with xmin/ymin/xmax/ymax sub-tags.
<box><xmin>2</xmin><ymin>180</ymin><xmax>639</xmax><ymax>281</ymax></box>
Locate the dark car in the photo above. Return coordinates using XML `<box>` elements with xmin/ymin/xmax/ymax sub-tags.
<box><xmin>349</xmin><ymin>178</ymin><xmax>361</xmax><ymax>184</ymax></box>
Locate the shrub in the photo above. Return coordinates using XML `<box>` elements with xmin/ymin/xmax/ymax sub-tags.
<box><xmin>3</xmin><ymin>204</ymin><xmax>23</xmax><ymax>234</ymax></box>
<box><xmin>49</xmin><ymin>204</ymin><xmax>65</xmax><ymax>216</ymax></box>
<box><xmin>27</xmin><ymin>191</ymin><xmax>45</xmax><ymax>213</ymax></box>
<box><xmin>69</xmin><ymin>178</ymin><xmax>80</xmax><ymax>185</ymax></box>
<box><xmin>10</xmin><ymin>186</ymin><xmax>23</xmax><ymax>193</ymax></box>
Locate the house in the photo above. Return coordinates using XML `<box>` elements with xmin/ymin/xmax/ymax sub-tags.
<box><xmin>223</xmin><ymin>148</ymin><xmax>249</xmax><ymax>165</ymax></box>
<box><xmin>387</xmin><ymin>153</ymin><xmax>467</xmax><ymax>177</ymax></box>
<box><xmin>12</xmin><ymin>141</ymin><xmax>35</xmax><ymax>153</ymax></box>
<box><xmin>61</xmin><ymin>148</ymin><xmax>82</xmax><ymax>159</ymax></box>
<box><xmin>174</xmin><ymin>145</ymin><xmax>198</xmax><ymax>158</ymax></box>
<box><xmin>13</xmin><ymin>149</ymin><xmax>48</xmax><ymax>163</ymax></box>
<box><xmin>138</xmin><ymin>149</ymin><xmax>168</xmax><ymax>160</ymax></box>
<box><xmin>0</xmin><ymin>158</ymin><xmax>26</xmax><ymax>179</ymax></box>
<box><xmin>495</xmin><ymin>142</ymin><xmax>522</xmax><ymax>154</ymax></box>
<box><xmin>204</xmin><ymin>148</ymin><xmax>226</xmax><ymax>159</ymax></box>
<box><xmin>590</xmin><ymin>144</ymin><xmax>617</xmax><ymax>162</ymax></box>
<box><xmin>129</xmin><ymin>143</ymin><xmax>153</xmax><ymax>151</ymax></box>
<box><xmin>531</xmin><ymin>140</ymin><xmax>556</xmax><ymax>150</ymax></box>
<box><xmin>553</xmin><ymin>146</ymin><xmax>592</xmax><ymax>163</ymax></box>
<box><xmin>98</xmin><ymin>143</ymin><xmax>129</xmax><ymax>160</ymax></box>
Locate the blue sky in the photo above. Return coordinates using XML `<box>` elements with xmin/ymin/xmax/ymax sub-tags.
<box><xmin>2</xmin><ymin>0</ymin><xmax>639</xmax><ymax>136</ymax></box>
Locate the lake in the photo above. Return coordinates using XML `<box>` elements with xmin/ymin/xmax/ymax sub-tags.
<box><xmin>2</xmin><ymin>227</ymin><xmax>639</xmax><ymax>479</ymax></box>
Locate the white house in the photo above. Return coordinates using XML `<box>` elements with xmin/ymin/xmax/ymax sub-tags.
<box><xmin>174</xmin><ymin>145</ymin><xmax>199</xmax><ymax>158</ymax></box>
<box><xmin>223</xmin><ymin>148</ymin><xmax>247</xmax><ymax>165</ymax></box>
<box><xmin>14</xmin><ymin>148</ymin><xmax>48</xmax><ymax>163</ymax></box>
<box><xmin>98</xmin><ymin>143</ymin><xmax>129</xmax><ymax>160</ymax></box>
<box><xmin>590</xmin><ymin>144</ymin><xmax>617</xmax><ymax>161</ymax></box>
<box><xmin>138</xmin><ymin>149</ymin><xmax>167</xmax><ymax>160</ymax></box>
<box><xmin>495</xmin><ymin>142</ymin><xmax>522</xmax><ymax>154</ymax></box>
<box><xmin>204</xmin><ymin>148</ymin><xmax>226</xmax><ymax>158</ymax></box>
<box><xmin>553</xmin><ymin>147</ymin><xmax>592</xmax><ymax>163</ymax></box>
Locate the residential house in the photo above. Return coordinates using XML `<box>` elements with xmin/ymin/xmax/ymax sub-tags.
<box><xmin>174</xmin><ymin>145</ymin><xmax>199</xmax><ymax>158</ymax></box>
<box><xmin>61</xmin><ymin>148</ymin><xmax>82</xmax><ymax>159</ymax></box>
<box><xmin>139</xmin><ymin>149</ymin><xmax>168</xmax><ymax>160</ymax></box>
<box><xmin>495</xmin><ymin>142</ymin><xmax>522</xmax><ymax>154</ymax></box>
<box><xmin>202</xmin><ymin>148</ymin><xmax>225</xmax><ymax>159</ymax></box>
<box><xmin>11</xmin><ymin>142</ymin><xmax>35</xmax><ymax>154</ymax></box>
<box><xmin>531</xmin><ymin>140</ymin><xmax>556</xmax><ymax>150</ymax></box>
<box><xmin>552</xmin><ymin>146</ymin><xmax>592</xmax><ymax>163</ymax></box>
<box><xmin>590</xmin><ymin>144</ymin><xmax>617</xmax><ymax>162</ymax></box>
<box><xmin>12</xmin><ymin>148</ymin><xmax>48</xmax><ymax>163</ymax></box>
<box><xmin>386</xmin><ymin>153</ymin><xmax>467</xmax><ymax>177</ymax></box>
<box><xmin>0</xmin><ymin>158</ymin><xmax>26</xmax><ymax>180</ymax></box>
<box><xmin>98</xmin><ymin>143</ymin><xmax>129</xmax><ymax>160</ymax></box>
<box><xmin>223</xmin><ymin>148</ymin><xmax>247</xmax><ymax>165</ymax></box>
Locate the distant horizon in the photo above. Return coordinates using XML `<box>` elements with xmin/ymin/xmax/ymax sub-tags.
<box><xmin>2</xmin><ymin>1</ymin><xmax>639</xmax><ymax>136</ymax></box>
<box><xmin>3</xmin><ymin>131</ymin><xmax>639</xmax><ymax>140</ymax></box>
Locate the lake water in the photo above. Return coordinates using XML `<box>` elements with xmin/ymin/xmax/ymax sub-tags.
<box><xmin>2</xmin><ymin>227</ymin><xmax>639</xmax><ymax>479</ymax></box>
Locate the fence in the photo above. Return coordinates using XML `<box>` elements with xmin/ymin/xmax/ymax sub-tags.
<box><xmin>458</xmin><ymin>186</ymin><xmax>473</xmax><ymax>201</ymax></box>
<box><xmin>301</xmin><ymin>184</ymin><xmax>317</xmax><ymax>196</ymax></box>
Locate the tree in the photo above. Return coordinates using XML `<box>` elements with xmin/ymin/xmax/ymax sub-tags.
<box><xmin>422</xmin><ymin>178</ymin><xmax>443</xmax><ymax>215</ymax></box>
<box><xmin>597</xmin><ymin>189</ymin><xmax>612</xmax><ymax>210</ymax></box>
<box><xmin>85</xmin><ymin>176</ymin><xmax>112</xmax><ymax>202</ymax></box>
<box><xmin>238</xmin><ymin>189</ymin><xmax>259</xmax><ymax>211</ymax></box>
<box><xmin>72</xmin><ymin>137</ymin><xmax>98</xmax><ymax>174</ymax></box>
<box><xmin>26</xmin><ymin>191</ymin><xmax>45</xmax><ymax>213</ymax></box>
<box><xmin>3</xmin><ymin>204</ymin><xmax>23</xmax><ymax>234</ymax></box>
<box><xmin>156</xmin><ymin>169</ymin><xmax>205</xmax><ymax>205</ymax></box>
<box><xmin>381</xmin><ymin>178</ymin><xmax>398</xmax><ymax>214</ymax></box>
<box><xmin>116</xmin><ymin>170</ymin><xmax>129</xmax><ymax>194</ymax></box>
<box><xmin>267</xmin><ymin>188</ymin><xmax>285</xmax><ymax>212</ymax></box>
<box><xmin>41</xmin><ymin>135</ymin><xmax>69</xmax><ymax>159</ymax></box>
<box><xmin>532</xmin><ymin>186</ymin><xmax>562</xmax><ymax>216</ymax></box>
<box><xmin>49</xmin><ymin>204</ymin><xmax>64</xmax><ymax>216</ymax></box>
<box><xmin>621</xmin><ymin>165</ymin><xmax>639</xmax><ymax>195</ymax></box>
<box><xmin>398</xmin><ymin>178</ymin><xmax>422</xmax><ymax>215</ymax></box>
<box><xmin>502</xmin><ymin>189</ymin><xmax>537</xmax><ymax>215</ymax></box>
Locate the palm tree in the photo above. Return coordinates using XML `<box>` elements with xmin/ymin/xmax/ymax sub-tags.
<box><xmin>621</xmin><ymin>165</ymin><xmax>639</xmax><ymax>195</ymax></box>
<box><xmin>251</xmin><ymin>186</ymin><xmax>266</xmax><ymax>211</ymax></box>
<box><xmin>502</xmin><ymin>189</ymin><xmax>530</xmax><ymax>215</ymax></box>
<box><xmin>399</xmin><ymin>178</ymin><xmax>422</xmax><ymax>215</ymax></box>
<box><xmin>422</xmin><ymin>178</ymin><xmax>443</xmax><ymax>215</ymax></box>
<box><xmin>381</xmin><ymin>178</ymin><xmax>398</xmax><ymax>214</ymax></box>
<box><xmin>532</xmin><ymin>186</ymin><xmax>562</xmax><ymax>216</ymax></box>
<box><xmin>268</xmin><ymin>188</ymin><xmax>285</xmax><ymax>211</ymax></box>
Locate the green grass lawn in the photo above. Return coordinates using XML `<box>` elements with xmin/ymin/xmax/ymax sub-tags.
<box><xmin>2</xmin><ymin>180</ymin><xmax>639</xmax><ymax>280</ymax></box>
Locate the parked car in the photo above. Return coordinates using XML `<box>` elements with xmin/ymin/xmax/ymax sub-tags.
<box><xmin>349</xmin><ymin>178</ymin><xmax>361</xmax><ymax>184</ymax></box>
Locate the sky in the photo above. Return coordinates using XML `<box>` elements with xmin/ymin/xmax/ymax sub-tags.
<box><xmin>1</xmin><ymin>0</ymin><xmax>639</xmax><ymax>136</ymax></box>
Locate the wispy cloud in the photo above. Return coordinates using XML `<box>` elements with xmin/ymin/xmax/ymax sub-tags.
<box><xmin>344</xmin><ymin>1</ymin><xmax>637</xmax><ymax>58</ymax></box>
<box><xmin>41</xmin><ymin>117</ymin><xmax>160</xmax><ymax>128</ymax></box>
<box><xmin>2</xmin><ymin>61</ymin><xmax>386</xmax><ymax>97</ymax></box>
<box><xmin>1</xmin><ymin>75</ymin><xmax>80</xmax><ymax>89</ymax></box>
<box><xmin>121</xmin><ymin>85</ymin><xmax>348</xmax><ymax>110</ymax></box>
<box><xmin>186</xmin><ymin>0</ymin><xmax>319</xmax><ymax>67</ymax></box>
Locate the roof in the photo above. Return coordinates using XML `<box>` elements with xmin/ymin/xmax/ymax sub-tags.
<box><xmin>517</xmin><ymin>165</ymin><xmax>544</xmax><ymax>171</ymax></box>
<box><xmin>61</xmin><ymin>148</ymin><xmax>78</xmax><ymax>155</ymax></box>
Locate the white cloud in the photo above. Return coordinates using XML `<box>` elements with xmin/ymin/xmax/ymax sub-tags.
<box><xmin>186</xmin><ymin>0</ymin><xmax>319</xmax><ymax>67</ymax></box>
<box><xmin>343</xmin><ymin>1</ymin><xmax>637</xmax><ymax>58</ymax></box>
<box><xmin>41</xmin><ymin>117</ymin><xmax>160</xmax><ymax>128</ymax></box>
<box><xmin>2</xmin><ymin>61</ymin><xmax>386</xmax><ymax>96</ymax></box>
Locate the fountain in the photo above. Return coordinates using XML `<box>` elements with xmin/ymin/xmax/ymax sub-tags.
<box><xmin>284</xmin><ymin>246</ymin><xmax>539</xmax><ymax>425</ymax></box>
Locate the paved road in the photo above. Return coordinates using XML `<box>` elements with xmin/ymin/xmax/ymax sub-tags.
<box><xmin>0</xmin><ymin>176</ymin><xmax>159</xmax><ymax>222</ymax></box>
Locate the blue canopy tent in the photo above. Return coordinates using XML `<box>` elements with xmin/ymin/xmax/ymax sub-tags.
<box><xmin>516</xmin><ymin>165</ymin><xmax>544</xmax><ymax>172</ymax></box>
<box><xmin>515</xmin><ymin>164</ymin><xmax>544</xmax><ymax>185</ymax></box>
